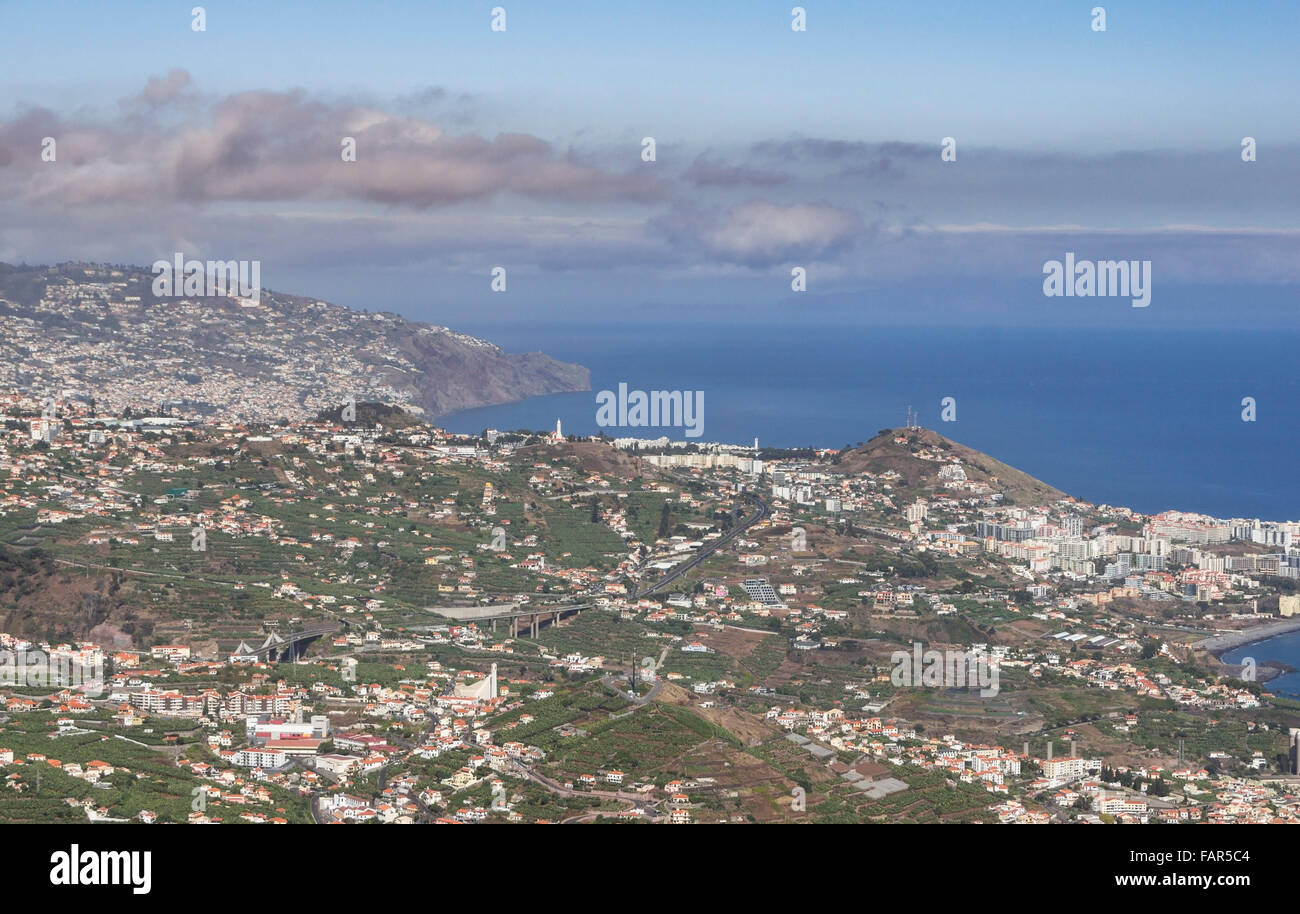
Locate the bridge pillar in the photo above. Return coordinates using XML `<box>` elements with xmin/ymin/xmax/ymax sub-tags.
<box><xmin>531</xmin><ymin>614</ymin><xmax>538</xmax><ymax>638</ymax></box>
<box><xmin>510</xmin><ymin>617</ymin><xmax>517</xmax><ymax>638</ymax></box>
<box><xmin>491</xmin><ymin>618</ymin><xmax>497</xmax><ymax>632</ymax></box>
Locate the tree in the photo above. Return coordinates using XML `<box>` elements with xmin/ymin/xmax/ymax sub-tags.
<box><xmin>657</xmin><ymin>501</ymin><xmax>672</xmax><ymax>539</ymax></box>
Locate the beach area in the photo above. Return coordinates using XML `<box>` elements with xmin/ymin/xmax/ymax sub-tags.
<box><xmin>1193</xmin><ymin>617</ymin><xmax>1300</xmax><ymax>657</ymax></box>
<box><xmin>1192</xmin><ymin>618</ymin><xmax>1300</xmax><ymax>686</ymax></box>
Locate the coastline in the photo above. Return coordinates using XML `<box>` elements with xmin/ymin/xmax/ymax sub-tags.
<box><xmin>436</xmin><ymin>324</ymin><xmax>1300</xmax><ymax>522</ymax></box>
<box><xmin>1192</xmin><ymin>617</ymin><xmax>1300</xmax><ymax>658</ymax></box>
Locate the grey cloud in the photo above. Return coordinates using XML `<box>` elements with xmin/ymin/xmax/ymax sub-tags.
<box><xmin>751</xmin><ymin>137</ymin><xmax>930</xmax><ymax>163</ymax></box>
<box><xmin>652</xmin><ymin>200</ymin><xmax>868</xmax><ymax>267</ymax></box>
<box><xmin>5</xmin><ymin>73</ymin><xmax>1300</xmax><ymax>313</ymax></box>
<box><xmin>683</xmin><ymin>154</ymin><xmax>790</xmax><ymax>188</ymax></box>
<box><xmin>136</xmin><ymin>69</ymin><xmax>193</xmax><ymax>108</ymax></box>
<box><xmin>1</xmin><ymin>78</ymin><xmax>669</xmax><ymax>209</ymax></box>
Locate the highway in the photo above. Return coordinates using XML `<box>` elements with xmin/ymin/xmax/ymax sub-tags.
<box><xmin>418</xmin><ymin>492</ymin><xmax>768</xmax><ymax>626</ymax></box>
<box><xmin>636</xmin><ymin>492</ymin><xmax>768</xmax><ymax>598</ymax></box>
<box><xmin>253</xmin><ymin>621</ymin><xmax>339</xmax><ymax>659</ymax></box>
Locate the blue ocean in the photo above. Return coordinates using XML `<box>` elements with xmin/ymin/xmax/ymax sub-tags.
<box><xmin>441</xmin><ymin>323</ymin><xmax>1300</xmax><ymax>522</ymax></box>
<box><xmin>1221</xmin><ymin>633</ymin><xmax>1300</xmax><ymax>699</ymax></box>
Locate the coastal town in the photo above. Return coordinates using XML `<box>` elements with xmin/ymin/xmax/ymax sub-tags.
<box><xmin>3</xmin><ymin>2</ymin><xmax>1287</xmax><ymax>896</ymax></box>
<box><xmin>3</xmin><ymin>368</ymin><xmax>1300</xmax><ymax>825</ymax></box>
<box><xmin>0</xmin><ymin>262</ymin><xmax>589</xmax><ymax>424</ymax></box>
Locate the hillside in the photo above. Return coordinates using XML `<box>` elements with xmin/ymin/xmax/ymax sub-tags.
<box><xmin>527</xmin><ymin>439</ymin><xmax>655</xmax><ymax>480</ymax></box>
<box><xmin>0</xmin><ymin>262</ymin><xmax>590</xmax><ymax>422</ymax></box>
<box><xmin>831</xmin><ymin>427</ymin><xmax>1066</xmax><ymax>506</ymax></box>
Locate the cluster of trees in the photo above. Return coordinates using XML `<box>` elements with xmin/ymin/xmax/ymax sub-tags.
<box><xmin>657</xmin><ymin>501</ymin><xmax>672</xmax><ymax>539</ymax></box>
<box><xmin>1100</xmin><ymin>766</ymin><xmax>1171</xmax><ymax>796</ymax></box>
<box><xmin>0</xmin><ymin>546</ymin><xmax>56</xmax><ymax>600</ymax></box>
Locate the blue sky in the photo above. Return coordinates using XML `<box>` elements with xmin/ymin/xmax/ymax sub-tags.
<box><xmin>8</xmin><ymin>0</ymin><xmax>1299</xmax><ymax>148</ymax></box>
<box><xmin>2</xmin><ymin>0</ymin><xmax>1298</xmax><ymax>326</ymax></box>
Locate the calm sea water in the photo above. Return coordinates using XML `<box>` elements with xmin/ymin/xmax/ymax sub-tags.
<box><xmin>1222</xmin><ymin>632</ymin><xmax>1300</xmax><ymax>698</ymax></box>
<box><xmin>441</xmin><ymin>323</ymin><xmax>1300</xmax><ymax>521</ymax></box>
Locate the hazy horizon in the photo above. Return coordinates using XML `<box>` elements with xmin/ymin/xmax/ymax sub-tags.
<box><xmin>2</xmin><ymin>1</ymin><xmax>1298</xmax><ymax>327</ymax></box>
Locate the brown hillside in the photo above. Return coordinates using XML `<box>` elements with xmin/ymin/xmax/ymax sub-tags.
<box><xmin>830</xmin><ymin>427</ymin><xmax>1065</xmax><ymax>506</ymax></box>
<box><xmin>527</xmin><ymin>439</ymin><xmax>656</xmax><ymax>481</ymax></box>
